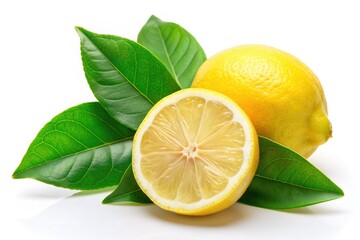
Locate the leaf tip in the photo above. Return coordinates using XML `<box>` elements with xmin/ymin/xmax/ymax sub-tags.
<box><xmin>12</xmin><ymin>168</ymin><xmax>24</xmax><ymax>179</ymax></box>
<box><xmin>74</xmin><ymin>26</ymin><xmax>91</xmax><ymax>40</ymax></box>
<box><xmin>74</xmin><ymin>25</ymin><xmax>82</xmax><ymax>32</ymax></box>
<box><xmin>335</xmin><ymin>186</ymin><xmax>345</xmax><ymax>197</ymax></box>
<box><xmin>74</xmin><ymin>26</ymin><xmax>85</xmax><ymax>36</ymax></box>
<box><xmin>102</xmin><ymin>195</ymin><xmax>114</xmax><ymax>204</ymax></box>
<box><xmin>12</xmin><ymin>172</ymin><xmax>19</xmax><ymax>179</ymax></box>
<box><xmin>149</xmin><ymin>15</ymin><xmax>160</xmax><ymax>21</ymax></box>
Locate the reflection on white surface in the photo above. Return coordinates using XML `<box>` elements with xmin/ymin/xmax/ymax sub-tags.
<box><xmin>18</xmin><ymin>191</ymin><xmax>347</xmax><ymax>240</ymax></box>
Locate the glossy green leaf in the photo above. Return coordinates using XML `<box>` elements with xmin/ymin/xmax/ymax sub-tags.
<box><xmin>104</xmin><ymin>137</ymin><xmax>344</xmax><ymax>208</ymax></box>
<box><xmin>103</xmin><ymin>164</ymin><xmax>151</xmax><ymax>204</ymax></box>
<box><xmin>239</xmin><ymin>136</ymin><xmax>344</xmax><ymax>209</ymax></box>
<box><xmin>138</xmin><ymin>15</ymin><xmax>207</xmax><ymax>88</ymax></box>
<box><xmin>76</xmin><ymin>27</ymin><xmax>181</xmax><ymax>130</ymax></box>
<box><xmin>13</xmin><ymin>102</ymin><xmax>134</xmax><ymax>190</ymax></box>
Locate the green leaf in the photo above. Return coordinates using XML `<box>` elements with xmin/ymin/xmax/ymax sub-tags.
<box><xmin>76</xmin><ymin>27</ymin><xmax>181</xmax><ymax>130</ymax></box>
<box><xmin>138</xmin><ymin>15</ymin><xmax>207</xmax><ymax>88</ymax></box>
<box><xmin>102</xmin><ymin>136</ymin><xmax>344</xmax><ymax>207</ymax></box>
<box><xmin>239</xmin><ymin>136</ymin><xmax>344</xmax><ymax>209</ymax></box>
<box><xmin>103</xmin><ymin>164</ymin><xmax>151</xmax><ymax>204</ymax></box>
<box><xmin>13</xmin><ymin>102</ymin><xmax>135</xmax><ymax>190</ymax></box>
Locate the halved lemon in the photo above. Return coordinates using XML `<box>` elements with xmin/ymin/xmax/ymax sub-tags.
<box><xmin>132</xmin><ymin>88</ymin><xmax>259</xmax><ymax>215</ymax></box>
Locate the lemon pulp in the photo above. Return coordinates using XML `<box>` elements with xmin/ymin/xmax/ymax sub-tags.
<box><xmin>132</xmin><ymin>89</ymin><xmax>259</xmax><ymax>215</ymax></box>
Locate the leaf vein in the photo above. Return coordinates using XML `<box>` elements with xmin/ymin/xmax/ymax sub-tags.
<box><xmin>154</xmin><ymin>23</ymin><xmax>180</xmax><ymax>85</ymax></box>
<box><xmin>80</xmin><ymin>30</ymin><xmax>155</xmax><ymax>105</ymax></box>
<box><xmin>254</xmin><ymin>174</ymin><xmax>341</xmax><ymax>194</ymax></box>
<box><xmin>14</xmin><ymin>138</ymin><xmax>133</xmax><ymax>177</ymax></box>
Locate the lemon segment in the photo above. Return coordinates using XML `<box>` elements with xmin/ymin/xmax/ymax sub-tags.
<box><xmin>132</xmin><ymin>89</ymin><xmax>259</xmax><ymax>215</ymax></box>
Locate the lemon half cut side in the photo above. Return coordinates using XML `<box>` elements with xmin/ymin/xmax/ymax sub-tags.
<box><xmin>132</xmin><ymin>88</ymin><xmax>259</xmax><ymax>216</ymax></box>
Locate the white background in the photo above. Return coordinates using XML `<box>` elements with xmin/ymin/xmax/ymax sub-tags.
<box><xmin>1</xmin><ymin>0</ymin><xmax>359</xmax><ymax>239</ymax></box>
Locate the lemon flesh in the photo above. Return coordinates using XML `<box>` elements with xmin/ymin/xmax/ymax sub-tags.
<box><xmin>192</xmin><ymin>44</ymin><xmax>332</xmax><ymax>158</ymax></box>
<box><xmin>132</xmin><ymin>89</ymin><xmax>259</xmax><ymax>216</ymax></box>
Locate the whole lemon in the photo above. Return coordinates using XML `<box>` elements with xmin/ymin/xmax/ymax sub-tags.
<box><xmin>191</xmin><ymin>44</ymin><xmax>331</xmax><ymax>158</ymax></box>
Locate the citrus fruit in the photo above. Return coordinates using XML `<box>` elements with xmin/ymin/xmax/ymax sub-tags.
<box><xmin>132</xmin><ymin>88</ymin><xmax>259</xmax><ymax>216</ymax></box>
<box><xmin>191</xmin><ymin>44</ymin><xmax>332</xmax><ymax>158</ymax></box>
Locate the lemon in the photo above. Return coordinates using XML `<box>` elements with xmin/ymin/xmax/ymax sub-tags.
<box><xmin>132</xmin><ymin>88</ymin><xmax>259</xmax><ymax>216</ymax></box>
<box><xmin>192</xmin><ymin>44</ymin><xmax>332</xmax><ymax>158</ymax></box>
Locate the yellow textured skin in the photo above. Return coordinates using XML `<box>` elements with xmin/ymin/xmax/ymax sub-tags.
<box><xmin>192</xmin><ymin>44</ymin><xmax>331</xmax><ymax>158</ymax></box>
